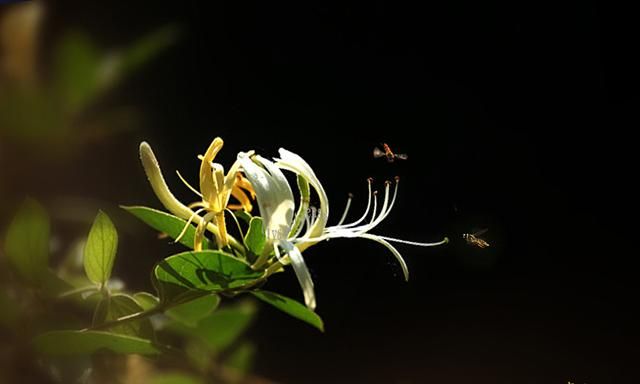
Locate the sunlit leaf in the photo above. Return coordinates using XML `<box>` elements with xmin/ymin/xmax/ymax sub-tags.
<box><xmin>34</xmin><ymin>330</ymin><xmax>159</xmax><ymax>356</ymax></box>
<box><xmin>251</xmin><ymin>290</ymin><xmax>324</xmax><ymax>331</ymax></box>
<box><xmin>149</xmin><ymin>373</ymin><xmax>204</xmax><ymax>384</ymax></box>
<box><xmin>166</xmin><ymin>294</ymin><xmax>220</xmax><ymax>327</ymax></box>
<box><xmin>83</xmin><ymin>211</ymin><xmax>118</xmax><ymax>285</ymax></box>
<box><xmin>4</xmin><ymin>199</ymin><xmax>50</xmax><ymax>283</ymax></box>
<box><xmin>122</xmin><ymin>206</ymin><xmax>210</xmax><ymax>250</ymax></box>
<box><xmin>133</xmin><ymin>292</ymin><xmax>160</xmax><ymax>311</ymax></box>
<box><xmin>243</xmin><ymin>217</ymin><xmax>266</xmax><ymax>256</ymax></box>
<box><xmin>153</xmin><ymin>251</ymin><xmax>261</xmax><ymax>303</ymax></box>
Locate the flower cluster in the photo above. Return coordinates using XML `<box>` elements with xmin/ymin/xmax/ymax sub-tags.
<box><xmin>140</xmin><ymin>138</ymin><xmax>448</xmax><ymax>311</ymax></box>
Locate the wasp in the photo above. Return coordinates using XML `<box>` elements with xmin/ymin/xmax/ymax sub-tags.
<box><xmin>373</xmin><ymin>143</ymin><xmax>408</xmax><ymax>163</ymax></box>
<box><xmin>463</xmin><ymin>228</ymin><xmax>490</xmax><ymax>248</ymax></box>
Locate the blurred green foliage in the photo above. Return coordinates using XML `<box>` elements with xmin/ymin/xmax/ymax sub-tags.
<box><xmin>0</xmin><ymin>4</ymin><xmax>178</xmax><ymax>151</ymax></box>
<box><xmin>2</xmin><ymin>202</ymin><xmax>270</xmax><ymax>383</ymax></box>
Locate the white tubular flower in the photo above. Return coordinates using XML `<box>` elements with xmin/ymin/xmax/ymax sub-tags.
<box><xmin>274</xmin><ymin>148</ymin><xmax>329</xmax><ymax>247</ymax></box>
<box><xmin>238</xmin><ymin>152</ymin><xmax>317</xmax><ymax>311</ymax></box>
<box><xmin>274</xmin><ymin>149</ymin><xmax>448</xmax><ymax>282</ymax></box>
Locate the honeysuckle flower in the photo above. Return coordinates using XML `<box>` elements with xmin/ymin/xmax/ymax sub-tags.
<box><xmin>175</xmin><ymin>137</ymin><xmax>256</xmax><ymax>250</ymax></box>
<box><xmin>275</xmin><ymin>148</ymin><xmax>448</xmax><ymax>280</ymax></box>
<box><xmin>138</xmin><ymin>141</ymin><xmax>246</xmax><ymax>252</ymax></box>
<box><xmin>237</xmin><ymin>152</ymin><xmax>316</xmax><ymax>310</ymax></box>
<box><xmin>274</xmin><ymin>148</ymin><xmax>329</xmax><ymax>248</ymax></box>
<box><xmin>292</xmin><ymin>174</ymin><xmax>449</xmax><ymax>281</ymax></box>
<box><xmin>239</xmin><ymin>147</ymin><xmax>447</xmax><ymax>311</ymax></box>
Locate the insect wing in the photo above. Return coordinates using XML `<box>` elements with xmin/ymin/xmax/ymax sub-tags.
<box><xmin>373</xmin><ymin>147</ymin><xmax>386</xmax><ymax>158</ymax></box>
<box><xmin>395</xmin><ymin>153</ymin><xmax>408</xmax><ymax>160</ymax></box>
<box><xmin>472</xmin><ymin>228</ymin><xmax>489</xmax><ymax>237</ymax></box>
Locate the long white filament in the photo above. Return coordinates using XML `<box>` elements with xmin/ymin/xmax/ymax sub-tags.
<box><xmin>336</xmin><ymin>194</ymin><xmax>353</xmax><ymax>226</ymax></box>
<box><xmin>330</xmin><ymin>179</ymin><xmax>373</xmax><ymax>230</ymax></box>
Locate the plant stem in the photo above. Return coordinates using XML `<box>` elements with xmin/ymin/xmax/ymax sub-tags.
<box><xmin>83</xmin><ymin>275</ymin><xmax>270</xmax><ymax>332</ymax></box>
<box><xmin>83</xmin><ymin>306</ymin><xmax>164</xmax><ymax>332</ymax></box>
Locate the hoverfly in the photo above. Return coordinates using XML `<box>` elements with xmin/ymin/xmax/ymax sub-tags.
<box><xmin>463</xmin><ymin>228</ymin><xmax>490</xmax><ymax>248</ymax></box>
<box><xmin>373</xmin><ymin>143</ymin><xmax>408</xmax><ymax>163</ymax></box>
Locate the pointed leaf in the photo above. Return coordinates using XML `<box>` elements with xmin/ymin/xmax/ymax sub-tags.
<box><xmin>4</xmin><ymin>199</ymin><xmax>50</xmax><ymax>283</ymax></box>
<box><xmin>34</xmin><ymin>331</ymin><xmax>159</xmax><ymax>356</ymax></box>
<box><xmin>122</xmin><ymin>206</ymin><xmax>210</xmax><ymax>249</ymax></box>
<box><xmin>251</xmin><ymin>290</ymin><xmax>324</xmax><ymax>331</ymax></box>
<box><xmin>154</xmin><ymin>250</ymin><xmax>261</xmax><ymax>303</ymax></box>
<box><xmin>83</xmin><ymin>211</ymin><xmax>118</xmax><ymax>285</ymax></box>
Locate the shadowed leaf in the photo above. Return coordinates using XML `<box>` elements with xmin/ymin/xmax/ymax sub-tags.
<box><xmin>34</xmin><ymin>330</ymin><xmax>159</xmax><ymax>356</ymax></box>
<box><xmin>122</xmin><ymin>206</ymin><xmax>210</xmax><ymax>250</ymax></box>
<box><xmin>154</xmin><ymin>250</ymin><xmax>261</xmax><ymax>303</ymax></box>
<box><xmin>251</xmin><ymin>290</ymin><xmax>324</xmax><ymax>331</ymax></box>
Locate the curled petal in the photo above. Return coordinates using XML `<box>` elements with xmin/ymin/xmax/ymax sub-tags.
<box><xmin>280</xmin><ymin>241</ymin><xmax>316</xmax><ymax>311</ymax></box>
<box><xmin>275</xmin><ymin>148</ymin><xmax>329</xmax><ymax>243</ymax></box>
<box><xmin>230</xmin><ymin>185</ymin><xmax>253</xmax><ymax>212</ymax></box>
<box><xmin>199</xmin><ymin>138</ymin><xmax>224</xmax><ymax>203</ymax></box>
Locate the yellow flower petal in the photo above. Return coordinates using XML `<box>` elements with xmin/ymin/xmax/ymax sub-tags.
<box><xmin>199</xmin><ymin>137</ymin><xmax>224</xmax><ymax>203</ymax></box>
<box><xmin>231</xmin><ymin>186</ymin><xmax>253</xmax><ymax>212</ymax></box>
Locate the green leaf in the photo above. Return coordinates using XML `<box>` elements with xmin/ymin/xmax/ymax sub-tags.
<box><xmin>195</xmin><ymin>303</ymin><xmax>256</xmax><ymax>351</ymax></box>
<box><xmin>243</xmin><ymin>217</ymin><xmax>266</xmax><ymax>256</ymax></box>
<box><xmin>53</xmin><ymin>33</ymin><xmax>101</xmax><ymax>112</ymax></box>
<box><xmin>118</xmin><ymin>25</ymin><xmax>180</xmax><ymax>76</ymax></box>
<box><xmin>4</xmin><ymin>199</ymin><xmax>50</xmax><ymax>283</ymax></box>
<box><xmin>149</xmin><ymin>373</ymin><xmax>204</xmax><ymax>384</ymax></box>
<box><xmin>41</xmin><ymin>270</ymin><xmax>75</xmax><ymax>297</ymax></box>
<box><xmin>154</xmin><ymin>250</ymin><xmax>261</xmax><ymax>303</ymax></box>
<box><xmin>251</xmin><ymin>290</ymin><xmax>324</xmax><ymax>332</ymax></box>
<box><xmin>133</xmin><ymin>292</ymin><xmax>160</xmax><ymax>311</ymax></box>
<box><xmin>34</xmin><ymin>331</ymin><xmax>159</xmax><ymax>356</ymax></box>
<box><xmin>233</xmin><ymin>210</ymin><xmax>252</xmax><ymax>225</ymax></box>
<box><xmin>122</xmin><ymin>206</ymin><xmax>210</xmax><ymax>250</ymax></box>
<box><xmin>224</xmin><ymin>341</ymin><xmax>255</xmax><ymax>377</ymax></box>
<box><xmin>83</xmin><ymin>211</ymin><xmax>118</xmax><ymax>285</ymax></box>
<box><xmin>166</xmin><ymin>294</ymin><xmax>220</xmax><ymax>327</ymax></box>
<box><xmin>93</xmin><ymin>294</ymin><xmax>153</xmax><ymax>338</ymax></box>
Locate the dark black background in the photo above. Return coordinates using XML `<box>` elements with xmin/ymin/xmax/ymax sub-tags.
<box><xmin>44</xmin><ymin>1</ymin><xmax>636</xmax><ymax>382</ymax></box>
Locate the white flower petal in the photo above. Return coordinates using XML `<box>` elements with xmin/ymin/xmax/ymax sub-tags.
<box><xmin>238</xmin><ymin>153</ymin><xmax>294</xmax><ymax>238</ymax></box>
<box><xmin>280</xmin><ymin>241</ymin><xmax>316</xmax><ymax>310</ymax></box>
<box><xmin>275</xmin><ymin>148</ymin><xmax>329</xmax><ymax>239</ymax></box>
